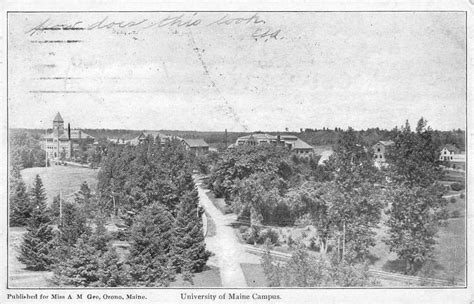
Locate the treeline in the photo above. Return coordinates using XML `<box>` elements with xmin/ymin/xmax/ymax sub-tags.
<box><xmin>12</xmin><ymin>139</ymin><xmax>210</xmax><ymax>287</ymax></box>
<box><xmin>13</xmin><ymin>126</ymin><xmax>465</xmax><ymax>157</ymax></box>
<box><xmin>10</xmin><ymin>130</ymin><xmax>47</xmax><ymax>170</ymax></box>
<box><xmin>297</xmin><ymin>127</ymin><xmax>465</xmax><ymax>149</ymax></box>
<box><xmin>207</xmin><ymin>118</ymin><xmax>451</xmax><ymax>285</ymax></box>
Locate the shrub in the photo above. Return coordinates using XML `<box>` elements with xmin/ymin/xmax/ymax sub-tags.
<box><xmin>258</xmin><ymin>228</ymin><xmax>279</xmax><ymax>245</ymax></box>
<box><xmin>110</xmin><ymin>230</ymin><xmax>129</xmax><ymax>241</ymax></box>
<box><xmin>450</xmin><ymin>210</ymin><xmax>461</xmax><ymax>218</ymax></box>
<box><xmin>460</xmin><ymin>193</ymin><xmax>465</xmax><ymax>199</ymax></box>
<box><xmin>294</xmin><ymin>214</ymin><xmax>312</xmax><ymax>227</ymax></box>
<box><xmin>287</xmin><ymin>235</ymin><xmax>295</xmax><ymax>247</ymax></box>
<box><xmin>450</xmin><ymin>197</ymin><xmax>456</xmax><ymax>204</ymax></box>
<box><xmin>242</xmin><ymin>226</ymin><xmax>261</xmax><ymax>245</ymax></box>
<box><xmin>309</xmin><ymin>237</ymin><xmax>319</xmax><ymax>251</ymax></box>
<box><xmin>239</xmin><ymin>226</ymin><xmax>250</xmax><ymax>234</ymax></box>
<box><xmin>450</xmin><ymin>183</ymin><xmax>464</xmax><ymax>191</ymax></box>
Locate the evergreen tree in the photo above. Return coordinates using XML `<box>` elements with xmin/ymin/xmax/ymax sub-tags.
<box><xmin>53</xmin><ymin>238</ymin><xmax>101</xmax><ymax>286</ymax></box>
<box><xmin>53</xmin><ymin>201</ymin><xmax>92</xmax><ymax>261</ymax></box>
<box><xmin>75</xmin><ymin>181</ymin><xmax>95</xmax><ymax>219</ymax></box>
<box><xmin>127</xmin><ymin>203</ymin><xmax>175</xmax><ymax>286</ymax></box>
<box><xmin>29</xmin><ymin>175</ymin><xmax>48</xmax><ymax>218</ymax></box>
<box><xmin>49</xmin><ymin>194</ymin><xmax>61</xmax><ymax>223</ymax></box>
<box><xmin>57</xmin><ymin>201</ymin><xmax>91</xmax><ymax>246</ymax></box>
<box><xmin>89</xmin><ymin>216</ymin><xmax>110</xmax><ymax>253</ymax></box>
<box><xmin>95</xmin><ymin>246</ymin><xmax>130</xmax><ymax>287</ymax></box>
<box><xmin>10</xmin><ymin>178</ymin><xmax>33</xmax><ymax>226</ymax></box>
<box><xmin>18</xmin><ymin>175</ymin><xmax>55</xmax><ymax>270</ymax></box>
<box><xmin>172</xmin><ymin>189</ymin><xmax>210</xmax><ymax>273</ymax></box>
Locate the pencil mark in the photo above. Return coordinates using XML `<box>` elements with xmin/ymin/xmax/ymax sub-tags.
<box><xmin>29</xmin><ymin>90</ymin><xmax>162</xmax><ymax>93</ymax></box>
<box><xmin>34</xmin><ymin>77</ymin><xmax>82</xmax><ymax>80</ymax></box>
<box><xmin>207</xmin><ymin>13</ymin><xmax>266</xmax><ymax>26</ymax></box>
<box><xmin>87</xmin><ymin>17</ymin><xmax>149</xmax><ymax>30</ymax></box>
<box><xmin>252</xmin><ymin>28</ymin><xmax>283</xmax><ymax>41</ymax></box>
<box><xmin>24</xmin><ymin>14</ymin><xmax>282</xmax><ymax>40</ymax></box>
<box><xmin>25</xmin><ymin>19</ymin><xmax>84</xmax><ymax>36</ymax></box>
<box><xmin>30</xmin><ymin>40</ymin><xmax>82</xmax><ymax>43</ymax></box>
<box><xmin>34</xmin><ymin>64</ymin><xmax>56</xmax><ymax>69</ymax></box>
<box><xmin>142</xmin><ymin>13</ymin><xmax>201</xmax><ymax>29</ymax></box>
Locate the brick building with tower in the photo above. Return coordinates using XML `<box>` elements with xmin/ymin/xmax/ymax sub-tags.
<box><xmin>41</xmin><ymin>112</ymin><xmax>95</xmax><ymax>161</ymax></box>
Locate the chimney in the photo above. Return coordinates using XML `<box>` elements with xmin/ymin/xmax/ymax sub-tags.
<box><xmin>224</xmin><ymin>129</ymin><xmax>228</xmax><ymax>147</ymax></box>
<box><xmin>68</xmin><ymin>123</ymin><xmax>71</xmax><ymax>140</ymax></box>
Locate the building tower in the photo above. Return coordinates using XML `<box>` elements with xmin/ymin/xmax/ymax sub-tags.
<box><xmin>53</xmin><ymin>112</ymin><xmax>64</xmax><ymax>136</ymax></box>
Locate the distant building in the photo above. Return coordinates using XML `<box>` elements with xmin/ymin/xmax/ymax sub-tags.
<box><xmin>372</xmin><ymin>140</ymin><xmax>395</xmax><ymax>164</ymax></box>
<box><xmin>231</xmin><ymin>133</ymin><xmax>314</xmax><ymax>156</ymax></box>
<box><xmin>127</xmin><ymin>131</ymin><xmax>209</xmax><ymax>154</ymax></box>
<box><xmin>108</xmin><ymin>138</ymin><xmax>127</xmax><ymax>145</ymax></box>
<box><xmin>439</xmin><ymin>144</ymin><xmax>465</xmax><ymax>170</ymax></box>
<box><xmin>127</xmin><ymin>131</ymin><xmax>175</xmax><ymax>146</ymax></box>
<box><xmin>42</xmin><ymin>112</ymin><xmax>95</xmax><ymax>160</ymax></box>
<box><xmin>181</xmin><ymin>138</ymin><xmax>209</xmax><ymax>154</ymax></box>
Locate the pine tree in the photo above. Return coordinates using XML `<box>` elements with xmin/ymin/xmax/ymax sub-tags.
<box><xmin>49</xmin><ymin>195</ymin><xmax>61</xmax><ymax>223</ymax></box>
<box><xmin>29</xmin><ymin>175</ymin><xmax>48</xmax><ymax>217</ymax></box>
<box><xmin>75</xmin><ymin>181</ymin><xmax>95</xmax><ymax>219</ymax></box>
<box><xmin>89</xmin><ymin>216</ymin><xmax>110</xmax><ymax>253</ymax></box>
<box><xmin>57</xmin><ymin>201</ymin><xmax>91</xmax><ymax>246</ymax></box>
<box><xmin>172</xmin><ymin>189</ymin><xmax>210</xmax><ymax>274</ymax></box>
<box><xmin>10</xmin><ymin>178</ymin><xmax>33</xmax><ymax>226</ymax></box>
<box><xmin>127</xmin><ymin>203</ymin><xmax>175</xmax><ymax>286</ymax></box>
<box><xmin>95</xmin><ymin>246</ymin><xmax>130</xmax><ymax>287</ymax></box>
<box><xmin>18</xmin><ymin>175</ymin><xmax>55</xmax><ymax>270</ymax></box>
<box><xmin>52</xmin><ymin>201</ymin><xmax>92</xmax><ymax>262</ymax></box>
<box><xmin>53</xmin><ymin>238</ymin><xmax>101</xmax><ymax>286</ymax></box>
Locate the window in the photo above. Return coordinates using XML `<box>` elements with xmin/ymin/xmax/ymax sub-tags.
<box><xmin>377</xmin><ymin>148</ymin><xmax>381</xmax><ymax>152</ymax></box>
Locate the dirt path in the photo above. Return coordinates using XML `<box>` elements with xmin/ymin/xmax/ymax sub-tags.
<box><xmin>195</xmin><ymin>180</ymin><xmax>259</xmax><ymax>287</ymax></box>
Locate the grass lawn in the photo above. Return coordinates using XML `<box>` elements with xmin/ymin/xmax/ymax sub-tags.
<box><xmin>445</xmin><ymin>194</ymin><xmax>466</xmax><ymax>218</ymax></box>
<box><xmin>170</xmin><ymin>266</ymin><xmax>222</xmax><ymax>287</ymax></box>
<box><xmin>21</xmin><ymin>165</ymin><xmax>99</xmax><ymax>204</ymax></box>
<box><xmin>369</xmin><ymin>204</ymin><xmax>466</xmax><ymax>284</ymax></box>
<box><xmin>240</xmin><ymin>263</ymin><xmax>268</xmax><ymax>287</ymax></box>
<box><xmin>433</xmin><ymin>218</ymin><xmax>465</xmax><ymax>284</ymax></box>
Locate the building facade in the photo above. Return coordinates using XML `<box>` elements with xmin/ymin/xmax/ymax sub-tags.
<box><xmin>439</xmin><ymin>144</ymin><xmax>465</xmax><ymax>170</ymax></box>
<box><xmin>42</xmin><ymin>112</ymin><xmax>94</xmax><ymax>161</ymax></box>
<box><xmin>181</xmin><ymin>138</ymin><xmax>209</xmax><ymax>154</ymax></box>
<box><xmin>372</xmin><ymin>140</ymin><xmax>395</xmax><ymax>164</ymax></box>
<box><xmin>232</xmin><ymin>133</ymin><xmax>314</xmax><ymax>155</ymax></box>
<box><xmin>127</xmin><ymin>131</ymin><xmax>209</xmax><ymax>154</ymax></box>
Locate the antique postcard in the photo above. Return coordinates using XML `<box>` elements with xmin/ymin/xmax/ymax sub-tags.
<box><xmin>0</xmin><ymin>1</ymin><xmax>472</xmax><ymax>303</ymax></box>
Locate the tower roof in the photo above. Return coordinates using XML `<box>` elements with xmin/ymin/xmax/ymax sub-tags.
<box><xmin>53</xmin><ymin>112</ymin><xmax>64</xmax><ymax>122</ymax></box>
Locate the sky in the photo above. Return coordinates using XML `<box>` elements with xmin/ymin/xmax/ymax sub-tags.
<box><xmin>8</xmin><ymin>12</ymin><xmax>466</xmax><ymax>132</ymax></box>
